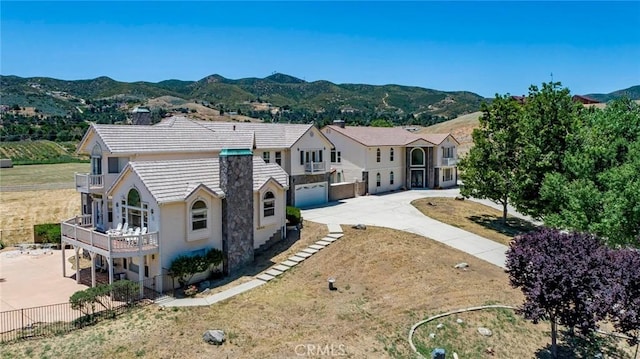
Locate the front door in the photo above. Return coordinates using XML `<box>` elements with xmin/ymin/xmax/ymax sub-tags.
<box><xmin>410</xmin><ymin>170</ymin><xmax>424</xmax><ymax>188</ymax></box>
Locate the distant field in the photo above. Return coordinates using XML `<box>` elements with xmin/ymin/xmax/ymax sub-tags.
<box><xmin>0</xmin><ymin>140</ymin><xmax>87</xmax><ymax>165</ymax></box>
<box><xmin>0</xmin><ymin>162</ymin><xmax>89</xmax><ymax>188</ymax></box>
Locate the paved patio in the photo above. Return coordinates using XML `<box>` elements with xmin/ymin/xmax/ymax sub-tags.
<box><xmin>0</xmin><ymin>249</ymin><xmax>88</xmax><ymax>311</ymax></box>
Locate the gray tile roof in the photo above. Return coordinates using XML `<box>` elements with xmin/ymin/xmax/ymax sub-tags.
<box><xmin>195</xmin><ymin>121</ymin><xmax>314</xmax><ymax>149</ymax></box>
<box><xmin>112</xmin><ymin>156</ymin><xmax>288</xmax><ymax>204</ymax></box>
<box><xmin>88</xmin><ymin>117</ymin><xmax>254</xmax><ymax>154</ymax></box>
<box><xmin>325</xmin><ymin>125</ymin><xmax>455</xmax><ymax>146</ymax></box>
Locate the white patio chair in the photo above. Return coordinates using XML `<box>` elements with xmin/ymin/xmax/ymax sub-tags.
<box><xmin>121</xmin><ymin>222</ymin><xmax>129</xmax><ymax>234</ymax></box>
<box><xmin>133</xmin><ymin>227</ymin><xmax>141</xmax><ymax>236</ymax></box>
<box><xmin>141</xmin><ymin>227</ymin><xmax>148</xmax><ymax>235</ymax></box>
<box><xmin>107</xmin><ymin>222</ymin><xmax>123</xmax><ymax>235</ymax></box>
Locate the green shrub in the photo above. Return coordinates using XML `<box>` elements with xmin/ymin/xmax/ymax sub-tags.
<box><xmin>286</xmin><ymin>206</ymin><xmax>302</xmax><ymax>226</ymax></box>
<box><xmin>169</xmin><ymin>248</ymin><xmax>224</xmax><ymax>288</ymax></box>
<box><xmin>34</xmin><ymin>223</ymin><xmax>61</xmax><ymax>244</ymax></box>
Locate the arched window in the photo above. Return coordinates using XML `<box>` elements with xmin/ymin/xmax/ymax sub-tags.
<box><xmin>376</xmin><ymin>148</ymin><xmax>381</xmax><ymax>163</ymax></box>
<box><xmin>376</xmin><ymin>173</ymin><xmax>381</xmax><ymax>187</ymax></box>
<box><xmin>390</xmin><ymin>148</ymin><xmax>394</xmax><ymax>162</ymax></box>
<box><xmin>411</xmin><ymin>148</ymin><xmax>425</xmax><ymax>166</ymax></box>
<box><xmin>127</xmin><ymin>188</ymin><xmax>141</xmax><ymax>207</ymax></box>
<box><xmin>263</xmin><ymin>191</ymin><xmax>275</xmax><ymax>217</ymax></box>
<box><xmin>390</xmin><ymin>171</ymin><xmax>395</xmax><ymax>185</ymax></box>
<box><xmin>191</xmin><ymin>200</ymin><xmax>207</xmax><ymax>230</ymax></box>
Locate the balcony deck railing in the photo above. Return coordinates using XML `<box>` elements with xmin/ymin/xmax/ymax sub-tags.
<box><xmin>75</xmin><ymin>173</ymin><xmax>104</xmax><ymax>192</ymax></box>
<box><xmin>440</xmin><ymin>157</ymin><xmax>458</xmax><ymax>166</ymax></box>
<box><xmin>304</xmin><ymin>162</ymin><xmax>325</xmax><ymax>174</ymax></box>
<box><xmin>61</xmin><ymin>216</ymin><xmax>159</xmax><ymax>257</ymax></box>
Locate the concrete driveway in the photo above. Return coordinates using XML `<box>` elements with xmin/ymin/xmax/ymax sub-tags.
<box><xmin>302</xmin><ymin>189</ymin><xmax>510</xmax><ymax>269</ymax></box>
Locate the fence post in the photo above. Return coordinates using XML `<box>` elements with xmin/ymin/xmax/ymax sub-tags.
<box><xmin>20</xmin><ymin>308</ymin><xmax>24</xmax><ymax>339</ymax></box>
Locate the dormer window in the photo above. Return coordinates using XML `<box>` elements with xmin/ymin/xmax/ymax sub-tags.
<box><xmin>191</xmin><ymin>200</ymin><xmax>207</xmax><ymax>230</ymax></box>
<box><xmin>263</xmin><ymin>191</ymin><xmax>275</xmax><ymax>217</ymax></box>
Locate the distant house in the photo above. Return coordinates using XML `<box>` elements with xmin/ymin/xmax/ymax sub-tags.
<box><xmin>321</xmin><ymin>121</ymin><xmax>459</xmax><ymax>194</ymax></box>
<box><xmin>572</xmin><ymin>95</ymin><xmax>600</xmax><ymax>105</ymax></box>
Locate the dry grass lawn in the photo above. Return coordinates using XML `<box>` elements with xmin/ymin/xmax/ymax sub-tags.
<box><xmin>0</xmin><ymin>189</ymin><xmax>79</xmax><ymax>246</ymax></box>
<box><xmin>2</xmin><ymin>224</ymin><xmax>539</xmax><ymax>359</ymax></box>
<box><xmin>412</xmin><ymin>197</ymin><xmax>536</xmax><ymax>246</ymax></box>
<box><xmin>0</xmin><ymin>163</ymin><xmax>89</xmax><ymax>187</ymax></box>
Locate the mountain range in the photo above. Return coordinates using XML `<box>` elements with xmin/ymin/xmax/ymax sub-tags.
<box><xmin>1</xmin><ymin>73</ymin><xmax>638</xmax><ymax>125</ymax></box>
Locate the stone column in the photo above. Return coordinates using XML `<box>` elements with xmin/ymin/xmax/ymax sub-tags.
<box><xmin>220</xmin><ymin>149</ymin><xmax>254</xmax><ymax>274</ymax></box>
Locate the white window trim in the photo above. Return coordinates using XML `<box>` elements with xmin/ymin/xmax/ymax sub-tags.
<box><xmin>187</xmin><ymin>197</ymin><xmax>211</xmax><ymax>241</ymax></box>
<box><xmin>260</xmin><ymin>188</ymin><xmax>278</xmax><ymax>226</ymax></box>
<box><xmin>410</xmin><ymin>148</ymin><xmax>425</xmax><ymax>166</ymax></box>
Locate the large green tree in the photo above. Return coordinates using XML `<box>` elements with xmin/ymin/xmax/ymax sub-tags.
<box><xmin>540</xmin><ymin>98</ymin><xmax>640</xmax><ymax>246</ymax></box>
<box><xmin>513</xmin><ymin>82</ymin><xmax>583</xmax><ymax>219</ymax></box>
<box><xmin>459</xmin><ymin>94</ymin><xmax>522</xmax><ymax>222</ymax></box>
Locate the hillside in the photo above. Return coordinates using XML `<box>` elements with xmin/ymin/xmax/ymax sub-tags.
<box><xmin>0</xmin><ymin>73</ymin><xmax>487</xmax><ymax>127</ymax></box>
<box><xmin>418</xmin><ymin>111</ymin><xmax>482</xmax><ymax>157</ymax></box>
<box><xmin>586</xmin><ymin>85</ymin><xmax>640</xmax><ymax>103</ymax></box>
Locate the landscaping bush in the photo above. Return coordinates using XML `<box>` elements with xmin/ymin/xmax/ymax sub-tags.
<box><xmin>286</xmin><ymin>206</ymin><xmax>302</xmax><ymax>226</ymax></box>
<box><xmin>34</xmin><ymin>223</ymin><xmax>61</xmax><ymax>244</ymax></box>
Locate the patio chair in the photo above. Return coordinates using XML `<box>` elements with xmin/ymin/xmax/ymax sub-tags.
<box><xmin>133</xmin><ymin>227</ymin><xmax>141</xmax><ymax>236</ymax></box>
<box><xmin>107</xmin><ymin>222</ymin><xmax>123</xmax><ymax>235</ymax></box>
<box><xmin>121</xmin><ymin>222</ymin><xmax>129</xmax><ymax>234</ymax></box>
<box><xmin>141</xmin><ymin>227</ymin><xmax>148</xmax><ymax>235</ymax></box>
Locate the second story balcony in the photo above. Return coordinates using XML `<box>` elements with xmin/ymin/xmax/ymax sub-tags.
<box><xmin>304</xmin><ymin>162</ymin><xmax>326</xmax><ymax>174</ymax></box>
<box><xmin>440</xmin><ymin>157</ymin><xmax>458</xmax><ymax>167</ymax></box>
<box><xmin>75</xmin><ymin>173</ymin><xmax>104</xmax><ymax>193</ymax></box>
<box><xmin>61</xmin><ymin>216</ymin><xmax>159</xmax><ymax>258</ymax></box>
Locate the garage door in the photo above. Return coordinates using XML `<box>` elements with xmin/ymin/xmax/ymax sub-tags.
<box><xmin>294</xmin><ymin>182</ymin><xmax>328</xmax><ymax>208</ymax></box>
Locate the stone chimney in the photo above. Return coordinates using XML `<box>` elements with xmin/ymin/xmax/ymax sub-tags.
<box><xmin>333</xmin><ymin>120</ymin><xmax>346</xmax><ymax>128</ymax></box>
<box><xmin>220</xmin><ymin>148</ymin><xmax>254</xmax><ymax>274</ymax></box>
<box><xmin>131</xmin><ymin>107</ymin><xmax>152</xmax><ymax>125</ymax></box>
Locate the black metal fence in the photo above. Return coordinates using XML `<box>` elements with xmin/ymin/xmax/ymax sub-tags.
<box><xmin>0</xmin><ymin>290</ymin><xmax>153</xmax><ymax>343</ymax></box>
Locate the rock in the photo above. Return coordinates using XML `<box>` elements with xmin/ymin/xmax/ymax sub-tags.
<box><xmin>436</xmin><ymin>323</ymin><xmax>444</xmax><ymax>329</ymax></box>
<box><xmin>454</xmin><ymin>262</ymin><xmax>469</xmax><ymax>269</ymax></box>
<box><xmin>203</xmin><ymin>329</ymin><xmax>225</xmax><ymax>345</ymax></box>
<box><xmin>456</xmin><ymin>318</ymin><xmax>464</xmax><ymax>324</ymax></box>
<box><xmin>485</xmin><ymin>347</ymin><xmax>495</xmax><ymax>355</ymax></box>
<box><xmin>455</xmin><ymin>195</ymin><xmax>465</xmax><ymax>201</ymax></box>
<box><xmin>202</xmin><ymin>288</ymin><xmax>211</xmax><ymax>294</ymax></box>
<box><xmin>477</xmin><ymin>327</ymin><xmax>493</xmax><ymax>336</ymax></box>
<box><xmin>352</xmin><ymin>224</ymin><xmax>367</xmax><ymax>230</ymax></box>
<box><xmin>198</xmin><ymin>281</ymin><xmax>211</xmax><ymax>291</ymax></box>
<box><xmin>429</xmin><ymin>333</ymin><xmax>436</xmax><ymax>339</ymax></box>
<box><xmin>427</xmin><ymin>201</ymin><xmax>435</xmax><ymax>206</ymax></box>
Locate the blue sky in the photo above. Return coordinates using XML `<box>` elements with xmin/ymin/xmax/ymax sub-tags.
<box><xmin>2</xmin><ymin>1</ymin><xmax>639</xmax><ymax>97</ymax></box>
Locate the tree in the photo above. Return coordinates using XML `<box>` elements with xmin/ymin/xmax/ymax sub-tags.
<box><xmin>458</xmin><ymin>94</ymin><xmax>522</xmax><ymax>222</ymax></box>
<box><xmin>513</xmin><ymin>82</ymin><xmax>583</xmax><ymax>219</ymax></box>
<box><xmin>604</xmin><ymin>248</ymin><xmax>640</xmax><ymax>347</ymax></box>
<box><xmin>506</xmin><ymin>228</ymin><xmax>608</xmax><ymax>358</ymax></box>
<box><xmin>540</xmin><ymin>98</ymin><xmax>640</xmax><ymax>247</ymax></box>
<box><xmin>370</xmin><ymin>118</ymin><xmax>393</xmax><ymax>127</ymax></box>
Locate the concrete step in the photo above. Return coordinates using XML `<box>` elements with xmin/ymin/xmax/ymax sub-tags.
<box><xmin>309</xmin><ymin>244</ymin><xmax>325</xmax><ymax>250</ymax></box>
<box><xmin>295</xmin><ymin>251</ymin><xmax>313</xmax><ymax>258</ymax></box>
<box><xmin>326</xmin><ymin>233</ymin><xmax>344</xmax><ymax>239</ymax></box>
<box><xmin>256</xmin><ymin>273</ymin><xmax>275</xmax><ymax>281</ymax></box>
<box><xmin>316</xmin><ymin>240</ymin><xmax>332</xmax><ymax>246</ymax></box>
<box><xmin>288</xmin><ymin>256</ymin><xmax>306</xmax><ymax>263</ymax></box>
<box><xmin>265</xmin><ymin>268</ymin><xmax>284</xmax><ymax>277</ymax></box>
<box><xmin>273</xmin><ymin>264</ymin><xmax>291</xmax><ymax>272</ymax></box>
<box><xmin>281</xmin><ymin>260</ymin><xmax>298</xmax><ymax>267</ymax></box>
<box><xmin>327</xmin><ymin>224</ymin><xmax>343</xmax><ymax>234</ymax></box>
<box><xmin>301</xmin><ymin>248</ymin><xmax>319</xmax><ymax>255</ymax></box>
<box><xmin>322</xmin><ymin>236</ymin><xmax>339</xmax><ymax>242</ymax></box>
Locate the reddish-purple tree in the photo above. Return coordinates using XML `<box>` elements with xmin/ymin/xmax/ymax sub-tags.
<box><xmin>604</xmin><ymin>248</ymin><xmax>640</xmax><ymax>347</ymax></box>
<box><xmin>506</xmin><ymin>228</ymin><xmax>609</xmax><ymax>358</ymax></box>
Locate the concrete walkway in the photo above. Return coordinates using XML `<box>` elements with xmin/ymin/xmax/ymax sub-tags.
<box><xmin>302</xmin><ymin>189</ymin><xmax>510</xmax><ymax>269</ymax></box>
<box><xmin>158</xmin><ymin>225</ymin><xmax>344</xmax><ymax>307</ymax></box>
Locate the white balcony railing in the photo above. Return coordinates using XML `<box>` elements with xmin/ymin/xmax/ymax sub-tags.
<box><xmin>61</xmin><ymin>216</ymin><xmax>159</xmax><ymax>256</ymax></box>
<box><xmin>304</xmin><ymin>162</ymin><xmax>326</xmax><ymax>174</ymax></box>
<box><xmin>440</xmin><ymin>157</ymin><xmax>458</xmax><ymax>166</ymax></box>
<box><xmin>75</xmin><ymin>173</ymin><xmax>104</xmax><ymax>192</ymax></box>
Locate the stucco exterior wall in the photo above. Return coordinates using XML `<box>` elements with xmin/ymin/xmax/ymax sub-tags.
<box><xmin>289</xmin><ymin>126</ymin><xmax>332</xmax><ymax>176</ymax></box>
<box><xmin>254</xmin><ymin>182</ymin><xmax>286</xmax><ymax>249</ymax></box>
<box><xmin>363</xmin><ymin>146</ymin><xmax>405</xmax><ymax>194</ymax></box>
<box><xmin>329</xmin><ymin>182</ymin><xmax>356</xmax><ymax>201</ymax></box>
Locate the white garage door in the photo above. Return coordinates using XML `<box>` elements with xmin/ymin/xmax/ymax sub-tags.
<box><xmin>294</xmin><ymin>182</ymin><xmax>328</xmax><ymax>208</ymax></box>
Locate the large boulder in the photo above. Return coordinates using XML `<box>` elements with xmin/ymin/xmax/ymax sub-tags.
<box><xmin>203</xmin><ymin>329</ymin><xmax>225</xmax><ymax>345</ymax></box>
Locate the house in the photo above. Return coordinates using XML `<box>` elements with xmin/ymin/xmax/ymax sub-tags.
<box><xmin>61</xmin><ymin>117</ymin><xmax>329</xmax><ymax>294</ymax></box>
<box><xmin>321</xmin><ymin>121</ymin><xmax>459</xmax><ymax>194</ymax></box>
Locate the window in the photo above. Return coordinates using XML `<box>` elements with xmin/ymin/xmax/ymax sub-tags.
<box><xmin>91</xmin><ymin>144</ymin><xmax>102</xmax><ymax>175</ymax></box>
<box><xmin>191</xmin><ymin>200</ymin><xmax>207</xmax><ymax>230</ymax></box>
<box><xmin>376</xmin><ymin>173</ymin><xmax>381</xmax><ymax>187</ymax></box>
<box><xmin>301</xmin><ymin>150</ymin><xmax>323</xmax><ymax>164</ymax></box>
<box><xmin>300</xmin><ymin>151</ymin><xmax>304</xmax><ymax>165</ymax></box>
<box><xmin>411</xmin><ymin>148</ymin><xmax>425</xmax><ymax>166</ymax></box>
<box><xmin>376</xmin><ymin>148</ymin><xmax>381</xmax><ymax>162</ymax></box>
<box><xmin>107</xmin><ymin>201</ymin><xmax>113</xmax><ymax>223</ymax></box>
<box><xmin>444</xmin><ymin>168</ymin><xmax>453</xmax><ymax>182</ymax></box>
<box><xmin>331</xmin><ymin>149</ymin><xmax>341</xmax><ymax>163</ymax></box>
<box><xmin>263</xmin><ymin>191</ymin><xmax>275</xmax><ymax>217</ymax></box>
<box><xmin>390</xmin><ymin>148</ymin><xmax>394</xmax><ymax>162</ymax></box>
<box><xmin>442</xmin><ymin>147</ymin><xmax>454</xmax><ymax>158</ymax></box>
<box><xmin>127</xmin><ymin>188</ymin><xmax>141</xmax><ymax>207</ymax></box>
<box><xmin>263</xmin><ymin>151</ymin><xmax>270</xmax><ymax>163</ymax></box>
<box><xmin>390</xmin><ymin>171</ymin><xmax>394</xmax><ymax>185</ymax></box>
<box><xmin>108</xmin><ymin>158</ymin><xmax>119</xmax><ymax>174</ymax></box>
<box><xmin>275</xmin><ymin>151</ymin><xmax>282</xmax><ymax>166</ymax></box>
